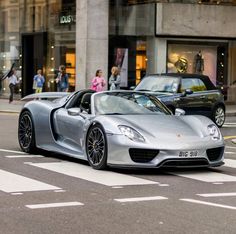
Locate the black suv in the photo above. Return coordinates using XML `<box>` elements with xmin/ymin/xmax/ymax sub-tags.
<box><xmin>134</xmin><ymin>73</ymin><xmax>225</xmax><ymax>127</ymax></box>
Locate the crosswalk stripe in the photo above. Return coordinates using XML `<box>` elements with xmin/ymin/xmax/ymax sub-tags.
<box><xmin>26</xmin><ymin>202</ymin><xmax>84</xmax><ymax>209</ymax></box>
<box><xmin>197</xmin><ymin>192</ymin><xmax>236</xmax><ymax>197</ymax></box>
<box><xmin>224</xmin><ymin>159</ymin><xmax>236</xmax><ymax>168</ymax></box>
<box><xmin>226</xmin><ymin>146</ymin><xmax>236</xmax><ymax>149</ymax></box>
<box><xmin>28</xmin><ymin>162</ymin><xmax>159</xmax><ymax>186</ymax></box>
<box><xmin>225</xmin><ymin>152</ymin><xmax>235</xmax><ymax>154</ymax></box>
<box><xmin>114</xmin><ymin>196</ymin><xmax>168</xmax><ymax>203</ymax></box>
<box><xmin>169</xmin><ymin>170</ymin><xmax>236</xmax><ymax>182</ymax></box>
<box><xmin>0</xmin><ymin>169</ymin><xmax>61</xmax><ymax>193</ymax></box>
<box><xmin>180</xmin><ymin>199</ymin><xmax>236</xmax><ymax>210</ymax></box>
<box><xmin>0</xmin><ymin>148</ymin><xmax>26</xmax><ymax>154</ymax></box>
<box><xmin>5</xmin><ymin>155</ymin><xmax>44</xmax><ymax>158</ymax></box>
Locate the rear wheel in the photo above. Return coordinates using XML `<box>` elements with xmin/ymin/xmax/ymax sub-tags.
<box><xmin>86</xmin><ymin>124</ymin><xmax>107</xmax><ymax>170</ymax></box>
<box><xmin>18</xmin><ymin>110</ymin><xmax>36</xmax><ymax>153</ymax></box>
<box><xmin>212</xmin><ymin>105</ymin><xmax>225</xmax><ymax>128</ymax></box>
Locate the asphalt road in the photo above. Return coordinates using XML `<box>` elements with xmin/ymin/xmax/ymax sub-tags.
<box><xmin>0</xmin><ymin>113</ymin><xmax>236</xmax><ymax>234</ymax></box>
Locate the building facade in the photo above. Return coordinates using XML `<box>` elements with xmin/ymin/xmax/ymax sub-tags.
<box><xmin>0</xmin><ymin>0</ymin><xmax>236</xmax><ymax>102</ymax></box>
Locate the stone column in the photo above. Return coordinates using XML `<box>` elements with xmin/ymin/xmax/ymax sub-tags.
<box><xmin>76</xmin><ymin>0</ymin><xmax>109</xmax><ymax>90</ymax></box>
<box><xmin>147</xmin><ymin>37</ymin><xmax>167</xmax><ymax>74</ymax></box>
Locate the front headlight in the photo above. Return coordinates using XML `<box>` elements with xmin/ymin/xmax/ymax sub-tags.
<box><xmin>207</xmin><ymin>124</ymin><xmax>221</xmax><ymax>140</ymax></box>
<box><xmin>118</xmin><ymin>125</ymin><xmax>145</xmax><ymax>142</ymax></box>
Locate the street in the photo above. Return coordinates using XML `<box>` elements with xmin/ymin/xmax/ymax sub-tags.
<box><xmin>0</xmin><ymin>113</ymin><xmax>236</xmax><ymax>234</ymax></box>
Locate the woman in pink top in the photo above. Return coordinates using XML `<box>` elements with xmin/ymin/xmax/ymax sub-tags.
<box><xmin>91</xmin><ymin>69</ymin><xmax>106</xmax><ymax>92</ymax></box>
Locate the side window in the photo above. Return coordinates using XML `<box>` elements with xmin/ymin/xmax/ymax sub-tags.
<box><xmin>181</xmin><ymin>78</ymin><xmax>207</xmax><ymax>92</ymax></box>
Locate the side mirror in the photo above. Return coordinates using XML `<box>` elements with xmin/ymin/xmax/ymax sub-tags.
<box><xmin>67</xmin><ymin>108</ymin><xmax>81</xmax><ymax>116</ymax></box>
<box><xmin>181</xmin><ymin>89</ymin><xmax>193</xmax><ymax>97</ymax></box>
<box><xmin>175</xmin><ymin>108</ymin><xmax>185</xmax><ymax>116</ymax></box>
<box><xmin>130</xmin><ymin>86</ymin><xmax>136</xmax><ymax>90</ymax></box>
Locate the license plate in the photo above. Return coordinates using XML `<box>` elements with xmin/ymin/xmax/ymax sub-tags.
<box><xmin>179</xmin><ymin>151</ymin><xmax>198</xmax><ymax>158</ymax></box>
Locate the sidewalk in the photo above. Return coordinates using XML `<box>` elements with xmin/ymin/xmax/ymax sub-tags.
<box><xmin>0</xmin><ymin>97</ymin><xmax>236</xmax><ymax>116</ymax></box>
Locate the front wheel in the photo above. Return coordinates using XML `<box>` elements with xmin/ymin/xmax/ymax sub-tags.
<box><xmin>212</xmin><ymin>106</ymin><xmax>225</xmax><ymax>128</ymax></box>
<box><xmin>86</xmin><ymin>124</ymin><xmax>107</xmax><ymax>170</ymax></box>
<box><xmin>18</xmin><ymin>110</ymin><xmax>36</xmax><ymax>153</ymax></box>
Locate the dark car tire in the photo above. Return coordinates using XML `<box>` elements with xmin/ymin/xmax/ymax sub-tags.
<box><xmin>212</xmin><ymin>105</ymin><xmax>225</xmax><ymax>128</ymax></box>
<box><xmin>86</xmin><ymin>123</ymin><xmax>107</xmax><ymax>170</ymax></box>
<box><xmin>18</xmin><ymin>110</ymin><xmax>37</xmax><ymax>153</ymax></box>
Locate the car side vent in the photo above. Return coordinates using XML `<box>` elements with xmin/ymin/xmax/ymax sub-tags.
<box><xmin>206</xmin><ymin>147</ymin><xmax>224</xmax><ymax>162</ymax></box>
<box><xmin>129</xmin><ymin>148</ymin><xmax>159</xmax><ymax>163</ymax></box>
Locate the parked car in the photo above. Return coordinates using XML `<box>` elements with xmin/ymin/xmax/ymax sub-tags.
<box><xmin>18</xmin><ymin>90</ymin><xmax>224</xmax><ymax>169</ymax></box>
<box><xmin>134</xmin><ymin>73</ymin><xmax>226</xmax><ymax>127</ymax></box>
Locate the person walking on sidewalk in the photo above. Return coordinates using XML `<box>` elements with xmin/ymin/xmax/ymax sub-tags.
<box><xmin>7</xmin><ymin>68</ymin><xmax>19</xmax><ymax>104</ymax></box>
<box><xmin>55</xmin><ymin>65</ymin><xmax>69</xmax><ymax>92</ymax></box>
<box><xmin>91</xmin><ymin>69</ymin><xmax>106</xmax><ymax>92</ymax></box>
<box><xmin>33</xmin><ymin>69</ymin><xmax>45</xmax><ymax>93</ymax></box>
<box><xmin>109</xmin><ymin>66</ymin><xmax>121</xmax><ymax>90</ymax></box>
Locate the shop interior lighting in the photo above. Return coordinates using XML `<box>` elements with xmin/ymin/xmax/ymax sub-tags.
<box><xmin>19</xmin><ymin>66</ymin><xmax>22</xmax><ymax>69</ymax></box>
<box><xmin>3</xmin><ymin>54</ymin><xmax>6</xmax><ymax>58</ymax></box>
<box><xmin>51</xmin><ymin>57</ymin><xmax>54</xmax><ymax>60</ymax></box>
<box><xmin>19</xmin><ymin>54</ymin><xmax>22</xmax><ymax>57</ymax></box>
<box><xmin>51</xmin><ymin>68</ymin><xmax>54</xmax><ymax>71</ymax></box>
<box><xmin>51</xmin><ymin>46</ymin><xmax>54</xmax><ymax>49</ymax></box>
<box><xmin>3</xmin><ymin>66</ymin><xmax>5</xmax><ymax>69</ymax></box>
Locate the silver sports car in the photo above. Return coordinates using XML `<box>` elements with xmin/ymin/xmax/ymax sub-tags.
<box><xmin>18</xmin><ymin>90</ymin><xmax>224</xmax><ymax>169</ymax></box>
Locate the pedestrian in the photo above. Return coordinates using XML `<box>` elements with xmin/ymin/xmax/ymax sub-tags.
<box><xmin>33</xmin><ymin>69</ymin><xmax>45</xmax><ymax>93</ymax></box>
<box><xmin>55</xmin><ymin>65</ymin><xmax>69</xmax><ymax>92</ymax></box>
<box><xmin>91</xmin><ymin>69</ymin><xmax>106</xmax><ymax>92</ymax></box>
<box><xmin>7</xmin><ymin>68</ymin><xmax>19</xmax><ymax>103</ymax></box>
<box><xmin>109</xmin><ymin>66</ymin><xmax>121</xmax><ymax>90</ymax></box>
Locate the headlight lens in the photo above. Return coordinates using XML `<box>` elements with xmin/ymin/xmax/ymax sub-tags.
<box><xmin>207</xmin><ymin>124</ymin><xmax>221</xmax><ymax>140</ymax></box>
<box><xmin>118</xmin><ymin>125</ymin><xmax>145</xmax><ymax>142</ymax></box>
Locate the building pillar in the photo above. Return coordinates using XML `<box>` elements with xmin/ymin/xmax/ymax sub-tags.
<box><xmin>146</xmin><ymin>37</ymin><xmax>167</xmax><ymax>74</ymax></box>
<box><xmin>76</xmin><ymin>0</ymin><xmax>109</xmax><ymax>90</ymax></box>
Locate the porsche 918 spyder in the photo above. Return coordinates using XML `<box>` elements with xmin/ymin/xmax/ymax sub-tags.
<box><xmin>18</xmin><ymin>90</ymin><xmax>224</xmax><ymax>169</ymax></box>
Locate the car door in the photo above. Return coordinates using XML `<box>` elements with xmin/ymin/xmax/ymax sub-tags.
<box><xmin>53</xmin><ymin>108</ymin><xmax>86</xmax><ymax>154</ymax></box>
<box><xmin>177</xmin><ymin>78</ymin><xmax>209</xmax><ymax>115</ymax></box>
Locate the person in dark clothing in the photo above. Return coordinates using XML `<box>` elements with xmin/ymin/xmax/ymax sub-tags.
<box><xmin>55</xmin><ymin>65</ymin><xmax>69</xmax><ymax>92</ymax></box>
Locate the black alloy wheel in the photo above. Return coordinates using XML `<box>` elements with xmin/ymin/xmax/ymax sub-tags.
<box><xmin>212</xmin><ymin>106</ymin><xmax>225</xmax><ymax>128</ymax></box>
<box><xmin>18</xmin><ymin>110</ymin><xmax>36</xmax><ymax>153</ymax></box>
<box><xmin>86</xmin><ymin>124</ymin><xmax>107</xmax><ymax>170</ymax></box>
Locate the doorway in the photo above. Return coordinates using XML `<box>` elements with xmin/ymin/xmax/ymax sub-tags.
<box><xmin>21</xmin><ymin>32</ymin><xmax>47</xmax><ymax>97</ymax></box>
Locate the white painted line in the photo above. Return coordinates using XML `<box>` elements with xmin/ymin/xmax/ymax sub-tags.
<box><xmin>159</xmin><ymin>184</ymin><xmax>169</xmax><ymax>187</ymax></box>
<box><xmin>226</xmin><ymin>146</ymin><xmax>236</xmax><ymax>149</ymax></box>
<box><xmin>114</xmin><ymin>196</ymin><xmax>168</xmax><ymax>203</ymax></box>
<box><xmin>26</xmin><ymin>201</ymin><xmax>84</xmax><ymax>209</ymax></box>
<box><xmin>213</xmin><ymin>182</ymin><xmax>224</xmax><ymax>185</ymax></box>
<box><xmin>6</xmin><ymin>155</ymin><xmax>44</xmax><ymax>158</ymax></box>
<box><xmin>112</xmin><ymin>186</ymin><xmax>123</xmax><ymax>189</ymax></box>
<box><xmin>11</xmin><ymin>193</ymin><xmax>23</xmax><ymax>195</ymax></box>
<box><xmin>225</xmin><ymin>152</ymin><xmax>235</xmax><ymax>155</ymax></box>
<box><xmin>197</xmin><ymin>192</ymin><xmax>236</xmax><ymax>197</ymax></box>
<box><xmin>28</xmin><ymin>162</ymin><xmax>159</xmax><ymax>186</ymax></box>
<box><xmin>170</xmin><ymin>171</ymin><xmax>236</xmax><ymax>182</ymax></box>
<box><xmin>0</xmin><ymin>169</ymin><xmax>61</xmax><ymax>193</ymax></box>
<box><xmin>0</xmin><ymin>148</ymin><xmax>26</xmax><ymax>154</ymax></box>
<box><xmin>180</xmin><ymin>198</ymin><xmax>236</xmax><ymax>210</ymax></box>
<box><xmin>224</xmin><ymin>159</ymin><xmax>236</xmax><ymax>168</ymax></box>
<box><xmin>224</xmin><ymin>122</ymin><xmax>236</xmax><ymax>125</ymax></box>
<box><xmin>54</xmin><ymin>190</ymin><xmax>66</xmax><ymax>193</ymax></box>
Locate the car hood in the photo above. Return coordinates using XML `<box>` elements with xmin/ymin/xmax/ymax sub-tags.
<box><xmin>101</xmin><ymin>114</ymin><xmax>221</xmax><ymax>149</ymax></box>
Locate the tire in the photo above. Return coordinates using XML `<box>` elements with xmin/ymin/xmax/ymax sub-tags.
<box><xmin>212</xmin><ymin>105</ymin><xmax>225</xmax><ymax>128</ymax></box>
<box><xmin>18</xmin><ymin>110</ymin><xmax>37</xmax><ymax>153</ymax></box>
<box><xmin>86</xmin><ymin>124</ymin><xmax>107</xmax><ymax>170</ymax></box>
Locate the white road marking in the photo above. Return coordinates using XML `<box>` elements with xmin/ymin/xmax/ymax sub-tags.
<box><xmin>0</xmin><ymin>148</ymin><xmax>26</xmax><ymax>154</ymax></box>
<box><xmin>224</xmin><ymin>159</ymin><xmax>236</xmax><ymax>168</ymax></box>
<box><xmin>114</xmin><ymin>196</ymin><xmax>168</xmax><ymax>203</ymax></box>
<box><xmin>6</xmin><ymin>155</ymin><xmax>44</xmax><ymax>158</ymax></box>
<box><xmin>213</xmin><ymin>182</ymin><xmax>224</xmax><ymax>185</ymax></box>
<box><xmin>26</xmin><ymin>202</ymin><xmax>84</xmax><ymax>209</ymax></box>
<box><xmin>28</xmin><ymin>161</ymin><xmax>159</xmax><ymax>186</ymax></box>
<box><xmin>197</xmin><ymin>192</ymin><xmax>236</xmax><ymax>197</ymax></box>
<box><xmin>54</xmin><ymin>190</ymin><xmax>66</xmax><ymax>193</ymax></box>
<box><xmin>0</xmin><ymin>169</ymin><xmax>61</xmax><ymax>193</ymax></box>
<box><xmin>180</xmin><ymin>198</ymin><xmax>236</xmax><ymax>210</ymax></box>
<box><xmin>159</xmin><ymin>184</ymin><xmax>169</xmax><ymax>187</ymax></box>
<box><xmin>11</xmin><ymin>193</ymin><xmax>23</xmax><ymax>195</ymax></box>
<box><xmin>226</xmin><ymin>146</ymin><xmax>236</xmax><ymax>149</ymax></box>
<box><xmin>225</xmin><ymin>152</ymin><xmax>235</xmax><ymax>155</ymax></box>
<box><xmin>170</xmin><ymin>171</ymin><xmax>236</xmax><ymax>182</ymax></box>
<box><xmin>112</xmin><ymin>186</ymin><xmax>123</xmax><ymax>189</ymax></box>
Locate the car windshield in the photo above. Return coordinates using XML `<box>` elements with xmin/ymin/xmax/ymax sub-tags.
<box><xmin>136</xmin><ymin>76</ymin><xmax>180</xmax><ymax>93</ymax></box>
<box><xmin>94</xmin><ymin>92</ymin><xmax>171</xmax><ymax>115</ymax></box>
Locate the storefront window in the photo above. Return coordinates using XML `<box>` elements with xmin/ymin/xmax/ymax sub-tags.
<box><xmin>0</xmin><ymin>0</ymin><xmax>76</xmax><ymax>97</ymax></box>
